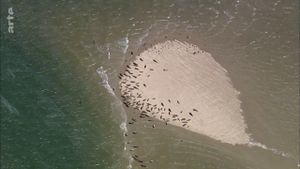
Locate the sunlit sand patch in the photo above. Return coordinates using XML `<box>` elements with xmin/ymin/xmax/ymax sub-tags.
<box><xmin>119</xmin><ymin>40</ymin><xmax>250</xmax><ymax>145</ymax></box>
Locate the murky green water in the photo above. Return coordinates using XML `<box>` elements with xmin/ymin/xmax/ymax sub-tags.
<box><xmin>1</xmin><ymin>0</ymin><xmax>298</xmax><ymax>169</ymax></box>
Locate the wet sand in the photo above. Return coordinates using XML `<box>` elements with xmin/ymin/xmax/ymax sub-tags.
<box><xmin>119</xmin><ymin>40</ymin><xmax>251</xmax><ymax>145</ymax></box>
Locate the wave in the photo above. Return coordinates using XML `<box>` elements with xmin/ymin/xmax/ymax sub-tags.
<box><xmin>1</xmin><ymin>96</ymin><xmax>20</xmax><ymax>115</ymax></box>
<box><xmin>106</xmin><ymin>43</ymin><xmax>111</xmax><ymax>60</ymax></box>
<box><xmin>96</xmin><ymin>66</ymin><xmax>116</xmax><ymax>96</ymax></box>
<box><xmin>97</xmin><ymin>34</ymin><xmax>132</xmax><ymax>169</ymax></box>
<box><xmin>117</xmin><ymin>34</ymin><xmax>129</xmax><ymax>54</ymax></box>
<box><xmin>248</xmin><ymin>141</ymin><xmax>290</xmax><ymax>157</ymax></box>
<box><xmin>96</xmin><ymin>66</ymin><xmax>132</xmax><ymax>169</ymax></box>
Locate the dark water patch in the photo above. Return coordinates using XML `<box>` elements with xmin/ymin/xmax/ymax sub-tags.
<box><xmin>1</xmin><ymin>31</ymin><xmax>119</xmax><ymax>168</ymax></box>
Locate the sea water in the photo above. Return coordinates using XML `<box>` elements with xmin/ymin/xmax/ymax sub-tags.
<box><xmin>1</xmin><ymin>0</ymin><xmax>298</xmax><ymax>169</ymax></box>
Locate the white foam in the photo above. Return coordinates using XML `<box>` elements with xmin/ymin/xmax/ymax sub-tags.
<box><xmin>106</xmin><ymin>43</ymin><xmax>111</xmax><ymax>60</ymax></box>
<box><xmin>120</xmin><ymin>122</ymin><xmax>128</xmax><ymax>136</ymax></box>
<box><xmin>127</xmin><ymin>156</ymin><xmax>133</xmax><ymax>169</ymax></box>
<box><xmin>1</xmin><ymin>96</ymin><xmax>20</xmax><ymax>115</ymax></box>
<box><xmin>96</xmin><ymin>66</ymin><xmax>132</xmax><ymax>168</ymax></box>
<box><xmin>96</xmin><ymin>66</ymin><xmax>115</xmax><ymax>96</ymax></box>
<box><xmin>248</xmin><ymin>141</ymin><xmax>290</xmax><ymax>157</ymax></box>
<box><xmin>118</xmin><ymin>34</ymin><xmax>129</xmax><ymax>54</ymax></box>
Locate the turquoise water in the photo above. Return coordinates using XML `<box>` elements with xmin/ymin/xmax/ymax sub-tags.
<box><xmin>1</xmin><ymin>0</ymin><xmax>298</xmax><ymax>169</ymax></box>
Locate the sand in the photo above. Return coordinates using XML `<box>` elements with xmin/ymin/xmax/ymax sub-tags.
<box><xmin>119</xmin><ymin>40</ymin><xmax>250</xmax><ymax>145</ymax></box>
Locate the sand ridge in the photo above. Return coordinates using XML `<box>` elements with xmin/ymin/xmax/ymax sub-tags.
<box><xmin>119</xmin><ymin>40</ymin><xmax>250</xmax><ymax>145</ymax></box>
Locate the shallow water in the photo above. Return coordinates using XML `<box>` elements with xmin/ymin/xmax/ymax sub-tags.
<box><xmin>1</xmin><ymin>0</ymin><xmax>298</xmax><ymax>169</ymax></box>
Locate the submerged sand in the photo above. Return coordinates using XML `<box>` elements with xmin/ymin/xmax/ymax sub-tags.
<box><xmin>119</xmin><ymin>40</ymin><xmax>250</xmax><ymax>145</ymax></box>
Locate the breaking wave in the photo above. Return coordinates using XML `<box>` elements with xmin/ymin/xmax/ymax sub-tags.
<box><xmin>96</xmin><ymin>65</ymin><xmax>132</xmax><ymax>169</ymax></box>
<box><xmin>248</xmin><ymin>141</ymin><xmax>290</xmax><ymax>157</ymax></box>
<box><xmin>118</xmin><ymin>34</ymin><xmax>129</xmax><ymax>54</ymax></box>
<box><xmin>96</xmin><ymin>66</ymin><xmax>115</xmax><ymax>96</ymax></box>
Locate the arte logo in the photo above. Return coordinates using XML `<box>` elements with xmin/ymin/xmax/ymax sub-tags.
<box><xmin>7</xmin><ymin>7</ymin><xmax>14</xmax><ymax>34</ymax></box>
